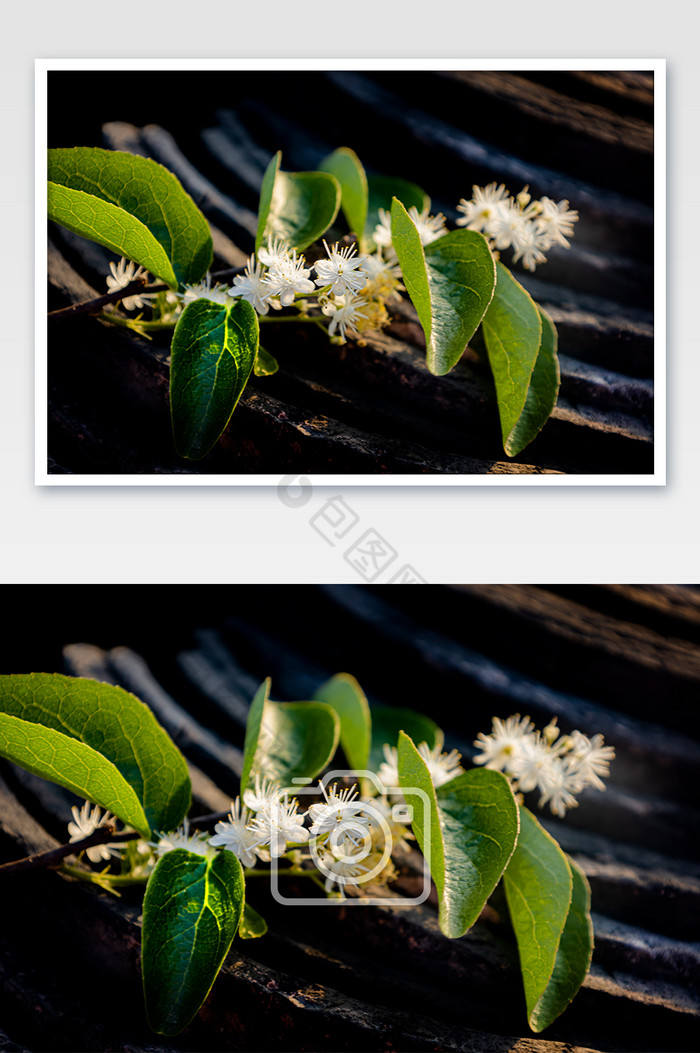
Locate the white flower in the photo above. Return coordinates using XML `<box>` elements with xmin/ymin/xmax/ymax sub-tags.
<box><xmin>456</xmin><ymin>183</ymin><xmax>510</xmax><ymax>234</ymax></box>
<box><xmin>358</xmin><ymin>252</ymin><xmax>403</xmax><ymax>302</ymax></box>
<box><xmin>407</xmin><ymin>206</ymin><xmax>447</xmax><ymax>246</ymax></box>
<box><xmin>314</xmin><ymin>240</ymin><xmax>368</xmax><ymax>298</ymax></box>
<box><xmin>535</xmin><ymin>197</ymin><xmax>579</xmax><ymax>249</ymax></box>
<box><xmin>417</xmin><ymin>742</ymin><xmax>464</xmax><ymax>787</ymax></box>
<box><xmin>229</xmin><ymin>255</ymin><xmax>274</xmax><ymax>315</ymax></box>
<box><xmin>180</xmin><ymin>274</ymin><xmax>230</xmax><ymax>306</ymax></box>
<box><xmin>257</xmin><ymin>235</ymin><xmax>292</xmax><ymax>268</ymax></box>
<box><xmin>372</xmin><ymin>208</ymin><xmax>394</xmax><ymax>249</ymax></box>
<box><xmin>508</xmin><ymin>732</ymin><xmax>559</xmax><ymax>794</ymax></box>
<box><xmin>473</xmin><ymin>714</ymin><xmax>536</xmax><ymax>772</ymax></box>
<box><xmin>67</xmin><ymin>801</ymin><xmax>121</xmax><ymax>863</ymax></box>
<box><xmin>564</xmin><ymin>731</ymin><xmax>616</xmax><ymax>792</ymax></box>
<box><xmin>536</xmin><ymin>761</ymin><xmax>580</xmax><ymax>818</ymax></box>
<box><xmin>511</xmin><ymin>223</ymin><xmax>549</xmax><ymax>272</ymax></box>
<box><xmin>321</xmin><ymin>293</ymin><xmax>368</xmax><ymax>343</ymax></box>
<box><xmin>105</xmin><ymin>257</ymin><xmax>156</xmax><ymax>311</ymax></box>
<box><xmin>263</xmin><ymin>250</ymin><xmax>315</xmax><ymax>306</ymax></box>
<box><xmin>362</xmin><ymin>795</ymin><xmax>414</xmax><ymax>852</ymax></box>
<box><xmin>317</xmin><ymin>842</ymin><xmax>372</xmax><ymax>895</ymax></box>
<box><xmin>308</xmin><ymin>784</ymin><xmax>372</xmax><ymax>849</ymax></box>
<box><xmin>154</xmin><ymin>818</ymin><xmax>214</xmax><ymax>859</ymax></box>
<box><xmin>377</xmin><ymin>743</ymin><xmax>400</xmax><ymax>790</ymax></box>
<box><xmin>209</xmin><ymin>798</ymin><xmax>262</xmax><ymax>867</ymax></box>
<box><xmin>243</xmin><ymin>773</ymin><xmax>283</xmax><ymax>815</ymax></box>
<box><xmin>251</xmin><ymin>794</ymin><xmax>309</xmax><ymax>858</ymax></box>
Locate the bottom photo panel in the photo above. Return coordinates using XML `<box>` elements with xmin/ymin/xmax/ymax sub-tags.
<box><xmin>0</xmin><ymin>585</ymin><xmax>698</xmax><ymax>1052</ymax></box>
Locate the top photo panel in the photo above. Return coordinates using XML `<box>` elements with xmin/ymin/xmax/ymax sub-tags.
<box><xmin>40</xmin><ymin>61</ymin><xmax>663</xmax><ymax>484</ymax></box>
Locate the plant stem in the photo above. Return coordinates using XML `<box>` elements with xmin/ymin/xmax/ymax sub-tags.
<box><xmin>59</xmin><ymin>862</ymin><xmax>149</xmax><ymax>887</ymax></box>
<box><xmin>0</xmin><ymin>827</ymin><xmax>140</xmax><ymax>875</ymax></box>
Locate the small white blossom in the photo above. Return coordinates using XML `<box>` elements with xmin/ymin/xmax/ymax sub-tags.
<box><xmin>308</xmin><ymin>784</ymin><xmax>372</xmax><ymax>848</ymax></box>
<box><xmin>359</xmin><ymin>252</ymin><xmax>403</xmax><ymax>301</ymax></box>
<box><xmin>314</xmin><ymin>241</ymin><xmax>368</xmax><ymax>297</ymax></box>
<box><xmin>180</xmin><ymin>274</ymin><xmax>230</xmax><ymax>306</ymax></box>
<box><xmin>407</xmin><ymin>206</ymin><xmax>447</xmax><ymax>246</ymax></box>
<box><xmin>317</xmin><ymin>842</ymin><xmax>372</xmax><ymax>895</ymax></box>
<box><xmin>67</xmin><ymin>801</ymin><xmax>122</xmax><ymax>863</ymax></box>
<box><xmin>257</xmin><ymin>235</ymin><xmax>292</xmax><ymax>268</ymax></box>
<box><xmin>362</xmin><ymin>795</ymin><xmax>414</xmax><ymax>852</ymax></box>
<box><xmin>229</xmin><ymin>255</ymin><xmax>275</xmax><ymax>315</ymax></box>
<box><xmin>263</xmin><ymin>250</ymin><xmax>315</xmax><ymax>307</ymax></box>
<box><xmin>564</xmin><ymin>731</ymin><xmax>616</xmax><ymax>792</ymax></box>
<box><xmin>321</xmin><ymin>293</ymin><xmax>368</xmax><ymax>343</ymax></box>
<box><xmin>377</xmin><ymin>742</ymin><xmax>463</xmax><ymax>790</ymax></box>
<box><xmin>473</xmin><ymin>714</ymin><xmax>536</xmax><ymax>772</ymax></box>
<box><xmin>154</xmin><ymin>819</ymin><xmax>215</xmax><ymax>859</ymax></box>
<box><xmin>105</xmin><ymin>258</ymin><xmax>156</xmax><ymax>311</ymax></box>
<box><xmin>535</xmin><ymin>197</ymin><xmax>579</xmax><ymax>249</ymax></box>
<box><xmin>456</xmin><ymin>183</ymin><xmax>510</xmax><ymax>233</ymax></box>
<box><xmin>243</xmin><ymin>774</ymin><xmax>283</xmax><ymax>815</ymax></box>
<box><xmin>209</xmin><ymin>798</ymin><xmax>262</xmax><ymax>867</ymax></box>
<box><xmin>372</xmin><ymin>208</ymin><xmax>394</xmax><ymax>249</ymax></box>
<box><xmin>251</xmin><ymin>795</ymin><xmax>309</xmax><ymax>858</ymax></box>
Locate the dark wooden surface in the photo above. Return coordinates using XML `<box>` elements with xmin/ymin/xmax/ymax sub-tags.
<box><xmin>46</xmin><ymin>69</ymin><xmax>655</xmax><ymax>475</ymax></box>
<box><xmin>1</xmin><ymin>585</ymin><xmax>698</xmax><ymax>1051</ymax></box>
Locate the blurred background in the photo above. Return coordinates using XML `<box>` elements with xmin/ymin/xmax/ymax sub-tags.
<box><xmin>1</xmin><ymin>584</ymin><xmax>698</xmax><ymax>1051</ymax></box>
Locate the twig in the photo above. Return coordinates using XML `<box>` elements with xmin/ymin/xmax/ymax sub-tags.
<box><xmin>0</xmin><ymin>826</ymin><xmax>140</xmax><ymax>875</ymax></box>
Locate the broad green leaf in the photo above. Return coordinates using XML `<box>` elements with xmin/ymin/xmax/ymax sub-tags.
<box><xmin>368</xmin><ymin>705</ymin><xmax>443</xmax><ymax>776</ymax></box>
<box><xmin>238</xmin><ymin>902</ymin><xmax>268</xmax><ymax>939</ymax></box>
<box><xmin>47</xmin><ymin>147</ymin><xmax>212</xmax><ymax>289</ymax></box>
<box><xmin>142</xmin><ymin>848</ymin><xmax>244</xmax><ymax>1035</ymax></box>
<box><xmin>256</xmin><ymin>151</ymin><xmax>341</xmax><ymax>253</ymax></box>
<box><xmin>391</xmin><ymin>200</ymin><xmax>496</xmax><ymax>376</ymax></box>
<box><xmin>0</xmin><ymin>711</ymin><xmax>149</xmax><ymax>837</ymax></box>
<box><xmin>313</xmin><ymin>673</ymin><xmax>371</xmax><ymax>772</ymax></box>
<box><xmin>318</xmin><ymin>148</ymin><xmax>368</xmax><ymax>245</ymax></box>
<box><xmin>482</xmin><ymin>263</ymin><xmax>544</xmax><ymax>452</ymax></box>
<box><xmin>397</xmin><ymin>733</ymin><xmax>519</xmax><ymax>938</ymax></box>
<box><xmin>254</xmin><ymin>345</ymin><xmax>279</xmax><ymax>377</ymax></box>
<box><xmin>170</xmin><ymin>297</ymin><xmax>259</xmax><ymax>460</ymax></box>
<box><xmin>365</xmin><ymin>174</ymin><xmax>430</xmax><ymax>248</ymax></box>
<box><xmin>528</xmin><ymin>856</ymin><xmax>594</xmax><ymax>1032</ymax></box>
<box><xmin>503</xmin><ymin>305</ymin><xmax>560</xmax><ymax>457</ymax></box>
<box><xmin>0</xmin><ymin>673</ymin><xmax>191</xmax><ymax>835</ymax></box>
<box><xmin>503</xmin><ymin>806</ymin><xmax>574</xmax><ymax>1030</ymax></box>
<box><xmin>241</xmin><ymin>679</ymin><xmax>340</xmax><ymax>793</ymax></box>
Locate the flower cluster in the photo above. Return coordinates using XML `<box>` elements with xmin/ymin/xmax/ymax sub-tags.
<box><xmin>473</xmin><ymin>714</ymin><xmax>615</xmax><ymax>817</ymax></box>
<box><xmin>455</xmin><ymin>183</ymin><xmax>579</xmax><ymax>271</ymax></box>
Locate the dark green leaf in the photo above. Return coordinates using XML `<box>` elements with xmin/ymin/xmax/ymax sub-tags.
<box><xmin>368</xmin><ymin>705</ymin><xmax>443</xmax><ymax>775</ymax></box>
<box><xmin>241</xmin><ymin>679</ymin><xmax>340</xmax><ymax>793</ymax></box>
<box><xmin>254</xmin><ymin>345</ymin><xmax>279</xmax><ymax>377</ymax></box>
<box><xmin>0</xmin><ymin>673</ymin><xmax>191</xmax><ymax>835</ymax></box>
<box><xmin>503</xmin><ymin>305</ymin><xmax>560</xmax><ymax>456</ymax></box>
<box><xmin>391</xmin><ymin>200</ymin><xmax>496</xmax><ymax>375</ymax></box>
<box><xmin>170</xmin><ymin>298</ymin><xmax>259</xmax><ymax>460</ymax></box>
<box><xmin>503</xmin><ymin>806</ymin><xmax>574</xmax><ymax>1030</ymax></box>
<box><xmin>482</xmin><ymin>263</ymin><xmax>544</xmax><ymax>452</ymax></box>
<box><xmin>318</xmin><ymin>148</ymin><xmax>368</xmax><ymax>244</ymax></box>
<box><xmin>47</xmin><ymin>147</ymin><xmax>212</xmax><ymax>289</ymax></box>
<box><xmin>238</xmin><ymin>902</ymin><xmax>268</xmax><ymax>939</ymax></box>
<box><xmin>0</xmin><ymin>711</ymin><xmax>149</xmax><ymax>836</ymax></box>
<box><xmin>365</xmin><ymin>174</ymin><xmax>429</xmax><ymax>248</ymax></box>
<box><xmin>313</xmin><ymin>673</ymin><xmax>371</xmax><ymax>772</ymax></box>
<box><xmin>528</xmin><ymin>856</ymin><xmax>594</xmax><ymax>1032</ymax></box>
<box><xmin>142</xmin><ymin>848</ymin><xmax>244</xmax><ymax>1035</ymax></box>
<box><xmin>256</xmin><ymin>151</ymin><xmax>341</xmax><ymax>253</ymax></box>
<box><xmin>398</xmin><ymin>733</ymin><xmax>519</xmax><ymax>938</ymax></box>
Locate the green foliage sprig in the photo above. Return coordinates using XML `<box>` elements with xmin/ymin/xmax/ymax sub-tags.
<box><xmin>0</xmin><ymin>671</ymin><xmax>609</xmax><ymax>1037</ymax></box>
<box><xmin>48</xmin><ymin>145</ymin><xmax>579</xmax><ymax>463</ymax></box>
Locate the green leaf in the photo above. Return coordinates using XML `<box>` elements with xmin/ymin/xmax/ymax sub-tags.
<box><xmin>256</xmin><ymin>151</ymin><xmax>341</xmax><ymax>253</ymax></box>
<box><xmin>391</xmin><ymin>200</ymin><xmax>497</xmax><ymax>376</ymax></box>
<box><xmin>238</xmin><ymin>902</ymin><xmax>268</xmax><ymax>939</ymax></box>
<box><xmin>313</xmin><ymin>673</ymin><xmax>371</xmax><ymax>772</ymax></box>
<box><xmin>502</xmin><ymin>305</ymin><xmax>560</xmax><ymax>457</ymax></box>
<box><xmin>253</xmin><ymin>345</ymin><xmax>279</xmax><ymax>377</ymax></box>
<box><xmin>502</xmin><ymin>806</ymin><xmax>575</xmax><ymax>1031</ymax></box>
<box><xmin>318</xmin><ymin>148</ymin><xmax>368</xmax><ymax>245</ymax></box>
<box><xmin>170</xmin><ymin>298</ymin><xmax>259</xmax><ymax>460</ymax></box>
<box><xmin>368</xmin><ymin>705</ymin><xmax>443</xmax><ymax>776</ymax></box>
<box><xmin>397</xmin><ymin>733</ymin><xmax>519</xmax><ymax>938</ymax></box>
<box><xmin>142</xmin><ymin>848</ymin><xmax>244</xmax><ymax>1035</ymax></box>
<box><xmin>0</xmin><ymin>673</ymin><xmax>191</xmax><ymax>835</ymax></box>
<box><xmin>47</xmin><ymin>147</ymin><xmax>212</xmax><ymax>289</ymax></box>
<box><xmin>241</xmin><ymin>679</ymin><xmax>340</xmax><ymax>793</ymax></box>
<box><xmin>482</xmin><ymin>263</ymin><xmax>544</xmax><ymax>453</ymax></box>
<box><xmin>0</xmin><ymin>711</ymin><xmax>149</xmax><ymax>837</ymax></box>
<box><xmin>365</xmin><ymin>174</ymin><xmax>429</xmax><ymax>248</ymax></box>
